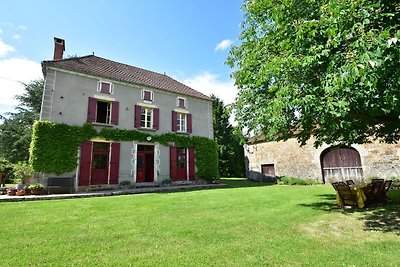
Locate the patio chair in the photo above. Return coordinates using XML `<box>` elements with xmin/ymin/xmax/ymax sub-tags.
<box><xmin>367</xmin><ymin>179</ymin><xmax>385</xmax><ymax>204</ymax></box>
<box><xmin>346</xmin><ymin>180</ymin><xmax>355</xmax><ymax>185</ymax></box>
<box><xmin>384</xmin><ymin>180</ymin><xmax>392</xmax><ymax>192</ymax></box>
<box><xmin>336</xmin><ymin>184</ymin><xmax>358</xmax><ymax>207</ymax></box>
<box><xmin>331</xmin><ymin>182</ymin><xmax>346</xmax><ymax>191</ymax></box>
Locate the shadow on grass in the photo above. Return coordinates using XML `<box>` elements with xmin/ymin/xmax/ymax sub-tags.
<box><xmin>219</xmin><ymin>178</ymin><xmax>276</xmax><ymax>188</ymax></box>
<box><xmin>299</xmin><ymin>190</ymin><xmax>400</xmax><ymax>235</ymax></box>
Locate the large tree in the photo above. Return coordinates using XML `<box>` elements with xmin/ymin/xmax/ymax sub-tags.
<box><xmin>212</xmin><ymin>95</ymin><xmax>245</xmax><ymax>177</ymax></box>
<box><xmin>0</xmin><ymin>79</ymin><xmax>43</xmax><ymax>162</ymax></box>
<box><xmin>228</xmin><ymin>0</ymin><xmax>400</xmax><ymax>146</ymax></box>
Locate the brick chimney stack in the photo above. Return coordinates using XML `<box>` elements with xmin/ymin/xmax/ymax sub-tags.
<box><xmin>53</xmin><ymin>37</ymin><xmax>65</xmax><ymax>60</ymax></box>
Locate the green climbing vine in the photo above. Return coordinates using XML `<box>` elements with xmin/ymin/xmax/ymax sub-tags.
<box><xmin>30</xmin><ymin>121</ymin><xmax>219</xmax><ymax>180</ymax></box>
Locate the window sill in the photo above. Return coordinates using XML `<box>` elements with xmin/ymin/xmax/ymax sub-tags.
<box><xmin>137</xmin><ymin>127</ymin><xmax>157</xmax><ymax>132</ymax></box>
<box><xmin>175</xmin><ymin>131</ymin><xmax>190</xmax><ymax>135</ymax></box>
<box><xmin>92</xmin><ymin>122</ymin><xmax>114</xmax><ymax>127</ymax></box>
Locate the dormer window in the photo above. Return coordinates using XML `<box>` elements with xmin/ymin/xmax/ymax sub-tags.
<box><xmin>141</xmin><ymin>90</ymin><xmax>154</xmax><ymax>102</ymax></box>
<box><xmin>177</xmin><ymin>97</ymin><xmax>186</xmax><ymax>108</ymax></box>
<box><xmin>97</xmin><ymin>81</ymin><xmax>114</xmax><ymax>94</ymax></box>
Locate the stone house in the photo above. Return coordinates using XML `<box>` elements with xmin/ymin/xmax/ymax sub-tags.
<box><xmin>39</xmin><ymin>38</ymin><xmax>213</xmax><ymax>191</ymax></box>
<box><xmin>244</xmin><ymin>137</ymin><xmax>400</xmax><ymax>184</ymax></box>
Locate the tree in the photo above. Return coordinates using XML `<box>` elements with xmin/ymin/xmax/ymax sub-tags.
<box><xmin>212</xmin><ymin>95</ymin><xmax>245</xmax><ymax>177</ymax></box>
<box><xmin>0</xmin><ymin>79</ymin><xmax>44</xmax><ymax>162</ymax></box>
<box><xmin>228</xmin><ymin>0</ymin><xmax>400</xmax><ymax>147</ymax></box>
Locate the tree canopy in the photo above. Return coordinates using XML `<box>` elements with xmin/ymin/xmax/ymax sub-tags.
<box><xmin>0</xmin><ymin>79</ymin><xmax>43</xmax><ymax>162</ymax></box>
<box><xmin>228</xmin><ymin>0</ymin><xmax>400</xmax><ymax>146</ymax></box>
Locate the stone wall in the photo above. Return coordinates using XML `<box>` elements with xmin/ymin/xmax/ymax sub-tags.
<box><xmin>244</xmin><ymin>138</ymin><xmax>400</xmax><ymax>183</ymax></box>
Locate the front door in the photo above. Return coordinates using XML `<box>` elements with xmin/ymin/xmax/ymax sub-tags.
<box><xmin>176</xmin><ymin>147</ymin><xmax>187</xmax><ymax>180</ymax></box>
<box><xmin>91</xmin><ymin>142</ymin><xmax>110</xmax><ymax>185</ymax></box>
<box><xmin>136</xmin><ymin>145</ymin><xmax>154</xmax><ymax>182</ymax></box>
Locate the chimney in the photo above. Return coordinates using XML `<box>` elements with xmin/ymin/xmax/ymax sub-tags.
<box><xmin>53</xmin><ymin>37</ymin><xmax>65</xmax><ymax>60</ymax></box>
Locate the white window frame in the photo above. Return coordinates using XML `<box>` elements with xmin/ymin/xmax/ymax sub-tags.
<box><xmin>141</xmin><ymin>90</ymin><xmax>154</xmax><ymax>102</ymax></box>
<box><xmin>140</xmin><ymin>106</ymin><xmax>153</xmax><ymax>129</ymax></box>
<box><xmin>177</xmin><ymin>113</ymin><xmax>187</xmax><ymax>132</ymax></box>
<box><xmin>97</xmin><ymin>81</ymin><xmax>114</xmax><ymax>94</ymax></box>
<box><xmin>176</xmin><ymin>97</ymin><xmax>187</xmax><ymax>108</ymax></box>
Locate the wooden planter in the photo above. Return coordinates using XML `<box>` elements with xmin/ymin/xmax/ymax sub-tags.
<box><xmin>30</xmin><ymin>188</ymin><xmax>42</xmax><ymax>195</ymax></box>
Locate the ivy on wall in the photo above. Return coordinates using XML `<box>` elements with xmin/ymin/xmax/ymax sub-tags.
<box><xmin>30</xmin><ymin>121</ymin><xmax>219</xmax><ymax>180</ymax></box>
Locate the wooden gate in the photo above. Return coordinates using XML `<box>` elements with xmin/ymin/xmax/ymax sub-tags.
<box><xmin>320</xmin><ymin>146</ymin><xmax>363</xmax><ymax>183</ymax></box>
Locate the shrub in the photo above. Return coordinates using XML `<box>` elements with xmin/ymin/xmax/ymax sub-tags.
<box><xmin>13</xmin><ymin>161</ymin><xmax>34</xmax><ymax>184</ymax></box>
<box><xmin>278</xmin><ymin>176</ymin><xmax>316</xmax><ymax>186</ymax></box>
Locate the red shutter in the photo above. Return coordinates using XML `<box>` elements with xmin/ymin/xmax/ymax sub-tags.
<box><xmin>111</xmin><ymin>101</ymin><xmax>119</xmax><ymax>125</ymax></box>
<box><xmin>109</xmin><ymin>142</ymin><xmax>120</xmax><ymax>184</ymax></box>
<box><xmin>153</xmin><ymin>108</ymin><xmax>159</xmax><ymax>130</ymax></box>
<box><xmin>144</xmin><ymin>91</ymin><xmax>152</xmax><ymax>101</ymax></box>
<box><xmin>179</xmin><ymin>98</ymin><xmax>185</xmax><ymax>108</ymax></box>
<box><xmin>189</xmin><ymin>147</ymin><xmax>195</xmax><ymax>180</ymax></box>
<box><xmin>172</xmin><ymin>111</ymin><xmax>177</xmax><ymax>132</ymax></box>
<box><xmin>187</xmin><ymin>113</ymin><xmax>192</xmax><ymax>133</ymax></box>
<box><xmin>79</xmin><ymin>141</ymin><xmax>92</xmax><ymax>186</ymax></box>
<box><xmin>87</xmin><ymin>97</ymin><xmax>97</xmax><ymax>122</ymax></box>
<box><xmin>170</xmin><ymin>146</ymin><xmax>177</xmax><ymax>181</ymax></box>
<box><xmin>101</xmin><ymin>82</ymin><xmax>110</xmax><ymax>93</ymax></box>
<box><xmin>134</xmin><ymin>105</ymin><xmax>141</xmax><ymax>128</ymax></box>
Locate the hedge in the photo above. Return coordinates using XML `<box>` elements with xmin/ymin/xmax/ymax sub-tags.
<box><xmin>29</xmin><ymin>121</ymin><xmax>219</xmax><ymax>180</ymax></box>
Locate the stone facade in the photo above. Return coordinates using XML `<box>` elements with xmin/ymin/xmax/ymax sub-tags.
<box><xmin>244</xmin><ymin>137</ymin><xmax>400</xmax><ymax>183</ymax></box>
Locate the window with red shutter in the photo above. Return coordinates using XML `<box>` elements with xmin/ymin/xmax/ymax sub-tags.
<box><xmin>97</xmin><ymin>81</ymin><xmax>114</xmax><ymax>94</ymax></box>
<box><xmin>177</xmin><ymin>97</ymin><xmax>186</xmax><ymax>108</ymax></box>
<box><xmin>142</xmin><ymin>90</ymin><xmax>153</xmax><ymax>101</ymax></box>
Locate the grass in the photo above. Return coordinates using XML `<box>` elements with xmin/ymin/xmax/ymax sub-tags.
<box><xmin>1</xmin><ymin>178</ymin><xmax>400</xmax><ymax>266</ymax></box>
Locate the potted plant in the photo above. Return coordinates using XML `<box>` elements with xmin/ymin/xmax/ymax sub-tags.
<box><xmin>27</xmin><ymin>183</ymin><xmax>45</xmax><ymax>195</ymax></box>
<box><xmin>160</xmin><ymin>178</ymin><xmax>172</xmax><ymax>187</ymax></box>
<box><xmin>119</xmin><ymin>180</ymin><xmax>131</xmax><ymax>189</ymax></box>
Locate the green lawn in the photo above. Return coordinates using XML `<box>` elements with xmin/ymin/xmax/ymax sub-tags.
<box><xmin>1</xmin><ymin>179</ymin><xmax>399</xmax><ymax>266</ymax></box>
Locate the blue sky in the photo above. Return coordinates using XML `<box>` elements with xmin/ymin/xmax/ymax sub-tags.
<box><xmin>0</xmin><ymin>0</ymin><xmax>244</xmax><ymax>116</ymax></box>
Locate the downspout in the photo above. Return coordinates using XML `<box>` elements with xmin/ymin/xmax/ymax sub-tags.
<box><xmin>74</xmin><ymin>148</ymin><xmax>81</xmax><ymax>193</ymax></box>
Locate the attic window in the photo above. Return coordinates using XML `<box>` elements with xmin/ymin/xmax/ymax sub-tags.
<box><xmin>177</xmin><ymin>97</ymin><xmax>186</xmax><ymax>108</ymax></box>
<box><xmin>97</xmin><ymin>81</ymin><xmax>114</xmax><ymax>94</ymax></box>
<box><xmin>141</xmin><ymin>90</ymin><xmax>154</xmax><ymax>102</ymax></box>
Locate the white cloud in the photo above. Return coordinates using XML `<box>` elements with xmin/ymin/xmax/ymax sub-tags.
<box><xmin>17</xmin><ymin>25</ymin><xmax>27</xmax><ymax>31</ymax></box>
<box><xmin>12</xmin><ymin>34</ymin><xmax>21</xmax><ymax>42</ymax></box>
<box><xmin>215</xmin><ymin>39</ymin><xmax>233</xmax><ymax>51</ymax></box>
<box><xmin>0</xmin><ymin>40</ymin><xmax>16</xmax><ymax>57</ymax></box>
<box><xmin>0</xmin><ymin>58</ymin><xmax>42</xmax><ymax>115</ymax></box>
<box><xmin>183</xmin><ymin>72</ymin><xmax>238</xmax><ymax>105</ymax></box>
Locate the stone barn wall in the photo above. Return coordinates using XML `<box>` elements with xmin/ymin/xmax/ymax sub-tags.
<box><xmin>244</xmin><ymin>138</ymin><xmax>400</xmax><ymax>183</ymax></box>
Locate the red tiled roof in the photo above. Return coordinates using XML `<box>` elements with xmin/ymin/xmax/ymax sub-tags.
<box><xmin>42</xmin><ymin>55</ymin><xmax>211</xmax><ymax>101</ymax></box>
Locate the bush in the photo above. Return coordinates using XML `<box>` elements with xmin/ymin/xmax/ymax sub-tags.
<box><xmin>13</xmin><ymin>161</ymin><xmax>34</xmax><ymax>184</ymax></box>
<box><xmin>278</xmin><ymin>176</ymin><xmax>316</xmax><ymax>186</ymax></box>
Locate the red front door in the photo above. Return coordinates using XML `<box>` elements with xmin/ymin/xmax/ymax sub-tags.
<box><xmin>91</xmin><ymin>142</ymin><xmax>110</xmax><ymax>185</ymax></box>
<box><xmin>176</xmin><ymin>147</ymin><xmax>187</xmax><ymax>181</ymax></box>
<box><xmin>136</xmin><ymin>145</ymin><xmax>154</xmax><ymax>182</ymax></box>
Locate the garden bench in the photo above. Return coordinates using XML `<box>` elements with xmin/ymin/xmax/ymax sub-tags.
<box><xmin>47</xmin><ymin>177</ymin><xmax>74</xmax><ymax>194</ymax></box>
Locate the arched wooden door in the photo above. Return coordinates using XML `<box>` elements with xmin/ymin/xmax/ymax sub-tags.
<box><xmin>320</xmin><ymin>146</ymin><xmax>363</xmax><ymax>183</ymax></box>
